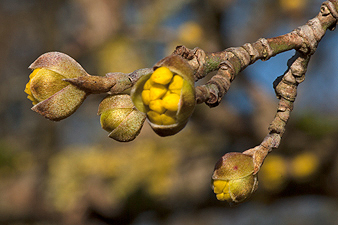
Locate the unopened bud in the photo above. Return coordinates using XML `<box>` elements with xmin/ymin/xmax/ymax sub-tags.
<box><xmin>98</xmin><ymin>94</ymin><xmax>146</xmax><ymax>142</ymax></box>
<box><xmin>211</xmin><ymin>152</ymin><xmax>258</xmax><ymax>204</ymax></box>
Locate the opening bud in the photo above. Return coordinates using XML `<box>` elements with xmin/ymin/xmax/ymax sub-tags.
<box><xmin>131</xmin><ymin>55</ymin><xmax>195</xmax><ymax>136</ymax></box>
<box><xmin>25</xmin><ymin>52</ymin><xmax>88</xmax><ymax>121</ymax></box>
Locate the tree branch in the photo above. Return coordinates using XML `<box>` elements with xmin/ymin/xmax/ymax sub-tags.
<box><xmin>189</xmin><ymin>0</ymin><xmax>337</xmax><ymax>107</ymax></box>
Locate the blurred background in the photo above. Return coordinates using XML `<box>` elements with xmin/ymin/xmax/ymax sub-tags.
<box><xmin>1</xmin><ymin>0</ymin><xmax>338</xmax><ymax>224</ymax></box>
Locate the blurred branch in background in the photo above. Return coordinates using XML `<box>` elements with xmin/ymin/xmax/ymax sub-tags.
<box><xmin>1</xmin><ymin>0</ymin><xmax>338</xmax><ymax>224</ymax></box>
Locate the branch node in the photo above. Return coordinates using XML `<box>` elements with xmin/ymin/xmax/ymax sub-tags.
<box><xmin>192</xmin><ymin>47</ymin><xmax>207</xmax><ymax>81</ymax></box>
<box><xmin>293</xmin><ymin>18</ymin><xmax>324</xmax><ymax>54</ymax></box>
<box><xmin>227</xmin><ymin>46</ymin><xmax>251</xmax><ymax>70</ymax></box>
<box><xmin>219</xmin><ymin>60</ymin><xmax>236</xmax><ymax>81</ymax></box>
<box><xmin>322</xmin><ymin>0</ymin><xmax>338</xmax><ymax>30</ymax></box>
<box><xmin>242</xmin><ymin>43</ymin><xmax>260</xmax><ymax>62</ymax></box>
<box><xmin>204</xmin><ymin>83</ymin><xmax>221</xmax><ymax>107</ymax></box>
<box><xmin>258</xmin><ymin>38</ymin><xmax>274</xmax><ymax>61</ymax></box>
<box><xmin>269</xmin><ymin>116</ymin><xmax>287</xmax><ymax>135</ymax></box>
<box><xmin>195</xmin><ymin>85</ymin><xmax>209</xmax><ymax>104</ymax></box>
<box><xmin>277</xmin><ymin>98</ymin><xmax>294</xmax><ymax>112</ymax></box>
<box><xmin>173</xmin><ymin>45</ymin><xmax>195</xmax><ymax>60</ymax></box>
<box><xmin>273</xmin><ymin>76</ymin><xmax>297</xmax><ymax>102</ymax></box>
<box><xmin>204</xmin><ymin>64</ymin><xmax>233</xmax><ymax>107</ymax></box>
<box><xmin>325</xmin><ymin>0</ymin><xmax>338</xmax><ymax>19</ymax></box>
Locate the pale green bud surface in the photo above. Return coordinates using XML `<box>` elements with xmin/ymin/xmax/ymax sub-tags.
<box><xmin>98</xmin><ymin>94</ymin><xmax>146</xmax><ymax>142</ymax></box>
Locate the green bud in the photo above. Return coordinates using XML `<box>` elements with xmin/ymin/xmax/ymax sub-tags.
<box><xmin>98</xmin><ymin>94</ymin><xmax>146</xmax><ymax>142</ymax></box>
<box><xmin>211</xmin><ymin>152</ymin><xmax>258</xmax><ymax>204</ymax></box>
<box><xmin>130</xmin><ymin>55</ymin><xmax>195</xmax><ymax>136</ymax></box>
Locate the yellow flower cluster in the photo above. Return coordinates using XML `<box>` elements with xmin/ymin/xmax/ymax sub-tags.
<box><xmin>141</xmin><ymin>67</ymin><xmax>183</xmax><ymax>125</ymax></box>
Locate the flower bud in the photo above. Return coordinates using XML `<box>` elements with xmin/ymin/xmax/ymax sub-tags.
<box><xmin>211</xmin><ymin>152</ymin><xmax>258</xmax><ymax>204</ymax></box>
<box><xmin>25</xmin><ymin>52</ymin><xmax>88</xmax><ymax>121</ymax></box>
<box><xmin>98</xmin><ymin>94</ymin><xmax>146</xmax><ymax>142</ymax></box>
<box><xmin>130</xmin><ymin>55</ymin><xmax>195</xmax><ymax>136</ymax></box>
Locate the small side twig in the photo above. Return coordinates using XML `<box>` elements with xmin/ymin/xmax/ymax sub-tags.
<box><xmin>241</xmin><ymin>0</ymin><xmax>338</xmax><ymax>173</ymax></box>
<box><xmin>243</xmin><ymin>50</ymin><xmax>311</xmax><ymax>173</ymax></box>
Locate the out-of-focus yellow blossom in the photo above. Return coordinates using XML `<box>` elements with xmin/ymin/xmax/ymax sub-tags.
<box><xmin>131</xmin><ymin>55</ymin><xmax>195</xmax><ymax>136</ymax></box>
<box><xmin>259</xmin><ymin>154</ymin><xmax>288</xmax><ymax>192</ymax></box>
<box><xmin>290</xmin><ymin>152</ymin><xmax>319</xmax><ymax>181</ymax></box>
<box><xmin>47</xmin><ymin>142</ymin><xmax>179</xmax><ymax>212</ymax></box>
<box><xmin>97</xmin><ymin>38</ymin><xmax>144</xmax><ymax>74</ymax></box>
<box><xmin>211</xmin><ymin>152</ymin><xmax>258</xmax><ymax>204</ymax></box>
<box><xmin>279</xmin><ymin>0</ymin><xmax>307</xmax><ymax>12</ymax></box>
<box><xmin>165</xmin><ymin>21</ymin><xmax>204</xmax><ymax>56</ymax></box>
<box><xmin>178</xmin><ymin>21</ymin><xmax>203</xmax><ymax>46</ymax></box>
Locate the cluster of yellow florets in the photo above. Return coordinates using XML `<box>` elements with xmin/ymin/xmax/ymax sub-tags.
<box><xmin>141</xmin><ymin>67</ymin><xmax>183</xmax><ymax>125</ymax></box>
<box><xmin>212</xmin><ymin>180</ymin><xmax>232</xmax><ymax>201</ymax></box>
